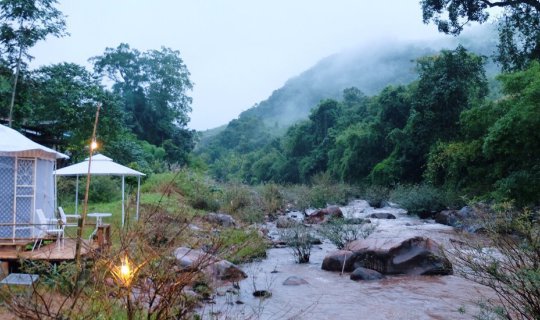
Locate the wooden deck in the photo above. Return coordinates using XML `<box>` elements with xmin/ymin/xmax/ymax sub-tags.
<box><xmin>0</xmin><ymin>238</ymin><xmax>97</xmax><ymax>261</ymax></box>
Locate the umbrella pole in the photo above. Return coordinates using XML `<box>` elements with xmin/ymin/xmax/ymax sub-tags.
<box><xmin>136</xmin><ymin>176</ymin><xmax>140</xmax><ymax>221</ymax></box>
<box><xmin>122</xmin><ymin>175</ymin><xmax>125</xmax><ymax>227</ymax></box>
<box><xmin>75</xmin><ymin>175</ymin><xmax>79</xmax><ymax>215</ymax></box>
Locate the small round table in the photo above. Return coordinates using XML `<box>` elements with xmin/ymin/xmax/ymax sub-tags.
<box><xmin>87</xmin><ymin>213</ymin><xmax>112</xmax><ymax>240</ymax></box>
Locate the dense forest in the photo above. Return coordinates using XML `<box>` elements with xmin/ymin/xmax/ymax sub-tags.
<box><xmin>1</xmin><ymin>0</ymin><xmax>540</xmax><ymax>208</ymax></box>
<box><xmin>198</xmin><ymin>47</ymin><xmax>540</xmax><ymax>206</ymax></box>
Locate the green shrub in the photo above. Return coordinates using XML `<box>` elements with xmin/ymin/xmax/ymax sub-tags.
<box><xmin>389</xmin><ymin>184</ymin><xmax>447</xmax><ymax>215</ymax></box>
<box><xmin>281</xmin><ymin>174</ymin><xmax>358</xmax><ymax>210</ymax></box>
<box><xmin>360</xmin><ymin>185</ymin><xmax>390</xmax><ymax>208</ymax></box>
<box><xmin>220</xmin><ymin>229</ymin><xmax>267</xmax><ymax>264</ymax></box>
<box><xmin>259</xmin><ymin>183</ymin><xmax>284</xmax><ymax>214</ymax></box>
<box><xmin>220</xmin><ymin>183</ymin><xmax>264</xmax><ymax>223</ymax></box>
<box><xmin>453</xmin><ymin>204</ymin><xmax>540</xmax><ymax>319</ymax></box>
<box><xmin>319</xmin><ymin>218</ymin><xmax>377</xmax><ymax>249</ymax></box>
<box><xmin>89</xmin><ymin>176</ymin><xmax>121</xmax><ymax>203</ymax></box>
<box><xmin>279</xmin><ymin>224</ymin><xmax>313</xmax><ymax>263</ymax></box>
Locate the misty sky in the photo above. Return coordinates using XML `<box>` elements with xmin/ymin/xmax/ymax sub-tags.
<box><xmin>30</xmin><ymin>0</ymin><xmax>478</xmax><ymax>131</ymax></box>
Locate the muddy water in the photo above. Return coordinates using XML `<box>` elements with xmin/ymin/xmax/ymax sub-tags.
<box><xmin>208</xmin><ymin>201</ymin><xmax>495</xmax><ymax>320</ymax></box>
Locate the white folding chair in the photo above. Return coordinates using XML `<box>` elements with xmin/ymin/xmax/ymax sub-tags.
<box><xmin>32</xmin><ymin>209</ymin><xmax>64</xmax><ymax>251</ymax></box>
<box><xmin>58</xmin><ymin>207</ymin><xmax>80</xmax><ymax>229</ymax></box>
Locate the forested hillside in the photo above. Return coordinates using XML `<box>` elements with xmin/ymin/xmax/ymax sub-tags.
<box><xmin>197</xmin><ymin>24</ymin><xmax>540</xmax><ymax>206</ymax></box>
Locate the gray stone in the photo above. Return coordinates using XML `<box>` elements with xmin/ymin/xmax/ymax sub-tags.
<box><xmin>350</xmin><ymin>267</ymin><xmax>384</xmax><ymax>281</ymax></box>
<box><xmin>276</xmin><ymin>216</ymin><xmax>296</xmax><ymax>228</ymax></box>
<box><xmin>368</xmin><ymin>212</ymin><xmax>396</xmax><ymax>219</ymax></box>
<box><xmin>321</xmin><ymin>250</ymin><xmax>355</xmax><ymax>272</ymax></box>
<box><xmin>205</xmin><ymin>212</ymin><xmax>236</xmax><ymax>227</ymax></box>
<box><xmin>283</xmin><ymin>276</ymin><xmax>309</xmax><ymax>286</ymax></box>
<box><xmin>174</xmin><ymin>247</ymin><xmax>247</xmax><ymax>281</ymax></box>
<box><xmin>305</xmin><ymin>206</ymin><xmax>344</xmax><ymax>224</ymax></box>
<box><xmin>347</xmin><ymin>237</ymin><xmax>453</xmax><ymax>276</ymax></box>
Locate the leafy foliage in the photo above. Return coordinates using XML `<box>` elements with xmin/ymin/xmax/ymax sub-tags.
<box><xmin>92</xmin><ymin>43</ymin><xmax>195</xmax><ymax>165</ymax></box>
<box><xmin>421</xmin><ymin>0</ymin><xmax>540</xmax><ymax>71</ymax></box>
<box><xmin>318</xmin><ymin>218</ymin><xmax>376</xmax><ymax>249</ymax></box>
<box><xmin>389</xmin><ymin>184</ymin><xmax>450</xmax><ymax>216</ymax></box>
<box><xmin>452</xmin><ymin>204</ymin><xmax>540</xmax><ymax>319</ymax></box>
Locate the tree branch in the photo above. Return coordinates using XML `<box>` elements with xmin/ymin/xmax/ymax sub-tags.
<box><xmin>479</xmin><ymin>0</ymin><xmax>540</xmax><ymax>11</ymax></box>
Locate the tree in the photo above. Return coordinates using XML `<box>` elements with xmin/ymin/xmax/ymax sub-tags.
<box><xmin>0</xmin><ymin>0</ymin><xmax>67</xmax><ymax>127</ymax></box>
<box><xmin>374</xmin><ymin>46</ymin><xmax>488</xmax><ymax>184</ymax></box>
<box><xmin>421</xmin><ymin>0</ymin><xmax>540</xmax><ymax>71</ymax></box>
<box><xmin>92</xmin><ymin>44</ymin><xmax>194</xmax><ymax>164</ymax></box>
<box><xmin>26</xmin><ymin>62</ymin><xmax>125</xmax><ymax>160</ymax></box>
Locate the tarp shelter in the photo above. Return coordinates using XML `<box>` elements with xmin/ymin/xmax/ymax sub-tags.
<box><xmin>53</xmin><ymin>154</ymin><xmax>145</xmax><ymax>226</ymax></box>
<box><xmin>0</xmin><ymin>124</ymin><xmax>68</xmax><ymax>240</ymax></box>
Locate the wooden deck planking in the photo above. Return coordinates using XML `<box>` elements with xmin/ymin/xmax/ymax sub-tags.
<box><xmin>0</xmin><ymin>239</ymin><xmax>97</xmax><ymax>261</ymax></box>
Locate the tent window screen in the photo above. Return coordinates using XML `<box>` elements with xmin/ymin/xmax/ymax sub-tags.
<box><xmin>0</xmin><ymin>157</ymin><xmax>14</xmax><ymax>238</ymax></box>
<box><xmin>15</xmin><ymin>158</ymin><xmax>35</xmax><ymax>238</ymax></box>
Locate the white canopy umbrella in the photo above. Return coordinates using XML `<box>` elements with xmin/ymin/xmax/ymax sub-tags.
<box><xmin>53</xmin><ymin>154</ymin><xmax>145</xmax><ymax>226</ymax></box>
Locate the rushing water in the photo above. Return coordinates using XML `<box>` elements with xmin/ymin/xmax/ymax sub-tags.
<box><xmin>205</xmin><ymin>200</ymin><xmax>495</xmax><ymax>320</ymax></box>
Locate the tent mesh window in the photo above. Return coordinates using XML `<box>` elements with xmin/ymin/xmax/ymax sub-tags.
<box><xmin>15</xmin><ymin>159</ymin><xmax>35</xmax><ymax>239</ymax></box>
<box><xmin>0</xmin><ymin>157</ymin><xmax>15</xmax><ymax>239</ymax></box>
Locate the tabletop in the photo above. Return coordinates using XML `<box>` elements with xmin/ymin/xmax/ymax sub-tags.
<box><xmin>0</xmin><ymin>273</ymin><xmax>39</xmax><ymax>286</ymax></box>
<box><xmin>87</xmin><ymin>213</ymin><xmax>112</xmax><ymax>218</ymax></box>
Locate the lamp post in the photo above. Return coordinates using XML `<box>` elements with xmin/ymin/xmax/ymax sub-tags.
<box><xmin>75</xmin><ymin>103</ymin><xmax>101</xmax><ymax>266</ymax></box>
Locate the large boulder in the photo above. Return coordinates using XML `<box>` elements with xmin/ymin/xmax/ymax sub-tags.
<box><xmin>204</xmin><ymin>212</ymin><xmax>236</xmax><ymax>227</ymax></box>
<box><xmin>305</xmin><ymin>206</ymin><xmax>343</xmax><ymax>224</ymax></box>
<box><xmin>435</xmin><ymin>206</ymin><xmax>486</xmax><ymax>233</ymax></box>
<box><xmin>352</xmin><ymin>237</ymin><xmax>452</xmax><ymax>275</ymax></box>
<box><xmin>350</xmin><ymin>267</ymin><xmax>384</xmax><ymax>281</ymax></box>
<box><xmin>321</xmin><ymin>250</ymin><xmax>355</xmax><ymax>272</ymax></box>
<box><xmin>434</xmin><ymin>210</ymin><xmax>459</xmax><ymax>226</ymax></box>
<box><xmin>329</xmin><ymin>237</ymin><xmax>452</xmax><ymax>276</ymax></box>
<box><xmin>174</xmin><ymin>247</ymin><xmax>247</xmax><ymax>281</ymax></box>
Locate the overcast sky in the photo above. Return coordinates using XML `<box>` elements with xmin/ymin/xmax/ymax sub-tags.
<box><xmin>31</xmin><ymin>1</ymin><xmax>456</xmax><ymax>131</ymax></box>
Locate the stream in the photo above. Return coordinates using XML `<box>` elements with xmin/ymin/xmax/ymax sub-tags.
<box><xmin>205</xmin><ymin>200</ymin><xmax>495</xmax><ymax>319</ymax></box>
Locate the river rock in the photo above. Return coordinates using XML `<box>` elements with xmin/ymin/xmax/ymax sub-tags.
<box><xmin>276</xmin><ymin>216</ymin><xmax>296</xmax><ymax>228</ymax></box>
<box><xmin>174</xmin><ymin>247</ymin><xmax>247</xmax><ymax>281</ymax></box>
<box><xmin>350</xmin><ymin>267</ymin><xmax>384</xmax><ymax>281</ymax></box>
<box><xmin>434</xmin><ymin>210</ymin><xmax>458</xmax><ymax>226</ymax></box>
<box><xmin>368</xmin><ymin>212</ymin><xmax>396</xmax><ymax>219</ymax></box>
<box><xmin>283</xmin><ymin>276</ymin><xmax>309</xmax><ymax>286</ymax></box>
<box><xmin>344</xmin><ymin>218</ymin><xmax>371</xmax><ymax>224</ymax></box>
<box><xmin>321</xmin><ymin>250</ymin><xmax>355</xmax><ymax>272</ymax></box>
<box><xmin>435</xmin><ymin>206</ymin><xmax>486</xmax><ymax>233</ymax></box>
<box><xmin>305</xmin><ymin>206</ymin><xmax>344</xmax><ymax>224</ymax></box>
<box><xmin>344</xmin><ymin>236</ymin><xmax>452</xmax><ymax>276</ymax></box>
<box><xmin>204</xmin><ymin>212</ymin><xmax>236</xmax><ymax>227</ymax></box>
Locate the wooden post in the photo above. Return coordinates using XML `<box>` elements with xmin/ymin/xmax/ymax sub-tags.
<box><xmin>75</xmin><ymin>103</ymin><xmax>101</xmax><ymax>266</ymax></box>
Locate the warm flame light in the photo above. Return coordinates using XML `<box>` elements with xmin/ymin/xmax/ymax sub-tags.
<box><xmin>90</xmin><ymin>140</ymin><xmax>98</xmax><ymax>150</ymax></box>
<box><xmin>120</xmin><ymin>263</ymin><xmax>130</xmax><ymax>277</ymax></box>
<box><xmin>112</xmin><ymin>255</ymin><xmax>135</xmax><ymax>287</ymax></box>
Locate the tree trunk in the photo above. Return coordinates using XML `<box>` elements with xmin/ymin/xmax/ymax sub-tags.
<box><xmin>8</xmin><ymin>46</ymin><xmax>23</xmax><ymax>128</ymax></box>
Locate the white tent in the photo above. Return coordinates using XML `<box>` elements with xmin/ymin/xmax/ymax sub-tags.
<box><xmin>0</xmin><ymin>124</ymin><xmax>68</xmax><ymax>240</ymax></box>
<box><xmin>53</xmin><ymin>154</ymin><xmax>145</xmax><ymax>226</ymax></box>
